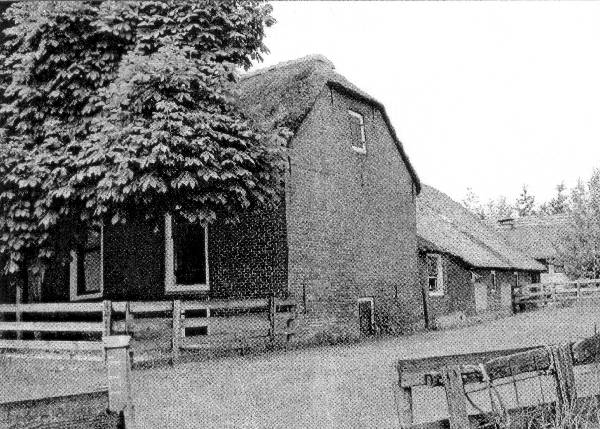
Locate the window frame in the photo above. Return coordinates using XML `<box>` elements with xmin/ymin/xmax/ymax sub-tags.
<box><xmin>348</xmin><ymin>109</ymin><xmax>367</xmax><ymax>154</ymax></box>
<box><xmin>164</xmin><ymin>214</ymin><xmax>210</xmax><ymax>293</ymax></box>
<box><xmin>69</xmin><ymin>226</ymin><xmax>104</xmax><ymax>301</ymax></box>
<box><xmin>357</xmin><ymin>296</ymin><xmax>375</xmax><ymax>333</ymax></box>
<box><xmin>426</xmin><ymin>253</ymin><xmax>444</xmax><ymax>296</ymax></box>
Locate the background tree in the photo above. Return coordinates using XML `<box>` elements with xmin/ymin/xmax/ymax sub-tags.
<box><xmin>539</xmin><ymin>182</ymin><xmax>569</xmax><ymax>215</ymax></box>
<box><xmin>515</xmin><ymin>184</ymin><xmax>536</xmax><ymax>217</ymax></box>
<box><xmin>556</xmin><ymin>170</ymin><xmax>600</xmax><ymax>279</ymax></box>
<box><xmin>483</xmin><ymin>195</ymin><xmax>514</xmax><ymax>220</ymax></box>
<box><xmin>461</xmin><ymin>187</ymin><xmax>486</xmax><ymax>219</ymax></box>
<box><xmin>0</xmin><ymin>1</ymin><xmax>283</xmax><ymax>281</ymax></box>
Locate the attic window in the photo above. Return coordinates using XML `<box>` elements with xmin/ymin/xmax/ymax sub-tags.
<box><xmin>348</xmin><ymin>110</ymin><xmax>366</xmax><ymax>153</ymax></box>
<box><xmin>426</xmin><ymin>254</ymin><xmax>444</xmax><ymax>296</ymax></box>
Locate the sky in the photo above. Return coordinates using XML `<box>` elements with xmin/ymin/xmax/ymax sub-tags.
<box><xmin>251</xmin><ymin>1</ymin><xmax>600</xmax><ymax>205</ymax></box>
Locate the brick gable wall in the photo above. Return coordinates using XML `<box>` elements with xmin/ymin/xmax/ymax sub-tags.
<box><xmin>286</xmin><ymin>86</ymin><xmax>423</xmax><ymax>340</ymax></box>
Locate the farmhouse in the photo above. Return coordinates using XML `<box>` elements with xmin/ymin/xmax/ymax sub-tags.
<box><xmin>493</xmin><ymin>214</ymin><xmax>571</xmax><ymax>283</ymax></box>
<box><xmin>416</xmin><ymin>185</ymin><xmax>545</xmax><ymax>328</ymax></box>
<box><xmin>0</xmin><ymin>55</ymin><xmax>424</xmax><ymax>341</ymax></box>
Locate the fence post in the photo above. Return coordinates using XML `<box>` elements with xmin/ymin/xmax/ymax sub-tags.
<box><xmin>15</xmin><ymin>282</ymin><xmax>22</xmax><ymax>340</ymax></box>
<box><xmin>103</xmin><ymin>300</ymin><xmax>112</xmax><ymax>337</ymax></box>
<box><xmin>396</xmin><ymin>386</ymin><xmax>414</xmax><ymax>429</ymax></box>
<box><xmin>103</xmin><ymin>335</ymin><xmax>135</xmax><ymax>429</ymax></box>
<box><xmin>442</xmin><ymin>365</ymin><xmax>470</xmax><ymax>429</ymax></box>
<box><xmin>125</xmin><ymin>301</ymin><xmax>133</xmax><ymax>335</ymax></box>
<box><xmin>552</xmin><ymin>343</ymin><xmax>577</xmax><ymax>418</ymax></box>
<box><xmin>269</xmin><ymin>295</ymin><xmax>276</xmax><ymax>340</ymax></box>
<box><xmin>172</xmin><ymin>300</ymin><xmax>181</xmax><ymax>365</ymax></box>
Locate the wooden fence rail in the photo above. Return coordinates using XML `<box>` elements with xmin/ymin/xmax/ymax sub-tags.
<box><xmin>514</xmin><ymin>279</ymin><xmax>600</xmax><ymax>309</ymax></box>
<box><xmin>397</xmin><ymin>334</ymin><xmax>600</xmax><ymax>429</ymax></box>
<box><xmin>0</xmin><ymin>297</ymin><xmax>298</xmax><ymax>363</ymax></box>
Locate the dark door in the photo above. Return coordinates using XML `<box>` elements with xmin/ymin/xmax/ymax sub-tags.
<box><xmin>358</xmin><ymin>299</ymin><xmax>374</xmax><ymax>335</ymax></box>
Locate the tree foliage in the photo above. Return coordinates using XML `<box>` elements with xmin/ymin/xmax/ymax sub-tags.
<box><xmin>539</xmin><ymin>182</ymin><xmax>569</xmax><ymax>215</ymax></box>
<box><xmin>0</xmin><ymin>1</ymin><xmax>283</xmax><ymax>273</ymax></box>
<box><xmin>556</xmin><ymin>171</ymin><xmax>600</xmax><ymax>279</ymax></box>
<box><xmin>515</xmin><ymin>184</ymin><xmax>536</xmax><ymax>217</ymax></box>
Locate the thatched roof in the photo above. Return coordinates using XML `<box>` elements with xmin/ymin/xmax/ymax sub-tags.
<box><xmin>235</xmin><ymin>54</ymin><xmax>421</xmax><ymax>193</ymax></box>
<box><xmin>491</xmin><ymin>214</ymin><xmax>572</xmax><ymax>261</ymax></box>
<box><xmin>417</xmin><ymin>185</ymin><xmax>545</xmax><ymax>271</ymax></box>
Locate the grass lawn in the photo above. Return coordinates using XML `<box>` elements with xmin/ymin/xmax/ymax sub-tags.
<box><xmin>2</xmin><ymin>303</ymin><xmax>600</xmax><ymax>428</ymax></box>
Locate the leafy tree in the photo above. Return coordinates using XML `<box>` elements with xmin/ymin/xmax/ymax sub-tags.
<box><xmin>539</xmin><ymin>182</ymin><xmax>569</xmax><ymax>215</ymax></box>
<box><xmin>556</xmin><ymin>170</ymin><xmax>600</xmax><ymax>279</ymax></box>
<box><xmin>484</xmin><ymin>195</ymin><xmax>514</xmax><ymax>220</ymax></box>
<box><xmin>515</xmin><ymin>184</ymin><xmax>536</xmax><ymax>217</ymax></box>
<box><xmin>0</xmin><ymin>1</ymin><xmax>284</xmax><ymax>276</ymax></box>
<box><xmin>461</xmin><ymin>187</ymin><xmax>485</xmax><ymax>219</ymax></box>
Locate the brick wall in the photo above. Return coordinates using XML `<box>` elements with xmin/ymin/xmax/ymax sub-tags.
<box><xmin>286</xmin><ymin>86</ymin><xmax>423</xmax><ymax>340</ymax></box>
<box><xmin>419</xmin><ymin>253</ymin><xmax>475</xmax><ymax>321</ymax></box>
<box><xmin>209</xmin><ymin>203</ymin><xmax>288</xmax><ymax>299</ymax></box>
<box><xmin>419</xmin><ymin>252</ymin><xmax>539</xmax><ymax>326</ymax></box>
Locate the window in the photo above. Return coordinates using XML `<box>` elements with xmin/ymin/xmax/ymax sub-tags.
<box><xmin>348</xmin><ymin>110</ymin><xmax>366</xmax><ymax>153</ymax></box>
<box><xmin>426</xmin><ymin>254</ymin><xmax>444</xmax><ymax>296</ymax></box>
<box><xmin>165</xmin><ymin>214</ymin><xmax>209</xmax><ymax>292</ymax></box>
<box><xmin>70</xmin><ymin>227</ymin><xmax>103</xmax><ymax>301</ymax></box>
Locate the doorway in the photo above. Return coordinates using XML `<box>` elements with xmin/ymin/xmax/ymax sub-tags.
<box><xmin>358</xmin><ymin>297</ymin><xmax>375</xmax><ymax>335</ymax></box>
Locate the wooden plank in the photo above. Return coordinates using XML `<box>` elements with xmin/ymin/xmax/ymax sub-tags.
<box><xmin>172</xmin><ymin>300</ymin><xmax>181</xmax><ymax>364</ymax></box>
<box><xmin>398</xmin><ymin>345</ymin><xmax>539</xmax><ymax>387</ymax></box>
<box><xmin>203</xmin><ymin>315</ymin><xmax>270</xmax><ymax>336</ymax></box>
<box><xmin>553</xmin><ymin>343</ymin><xmax>577</xmax><ymax>415</ymax></box>
<box><xmin>396</xmin><ymin>386</ymin><xmax>413</xmax><ymax>429</ymax></box>
<box><xmin>0</xmin><ymin>339</ymin><xmax>103</xmax><ymax>351</ymax></box>
<box><xmin>103</xmin><ymin>300</ymin><xmax>112</xmax><ymax>337</ymax></box>
<box><xmin>130</xmin><ymin>301</ymin><xmax>172</xmax><ymax>313</ymax></box>
<box><xmin>0</xmin><ymin>321</ymin><xmax>104</xmax><ymax>332</ymax></box>
<box><xmin>269</xmin><ymin>295</ymin><xmax>276</xmax><ymax>339</ymax></box>
<box><xmin>442</xmin><ymin>365</ymin><xmax>470</xmax><ymax>429</ymax></box>
<box><xmin>183</xmin><ymin>318</ymin><xmax>208</xmax><ymax>329</ymax></box>
<box><xmin>571</xmin><ymin>334</ymin><xmax>600</xmax><ymax>365</ymax></box>
<box><xmin>204</xmin><ymin>298</ymin><xmax>268</xmax><ymax>311</ymax></box>
<box><xmin>0</xmin><ymin>302</ymin><xmax>102</xmax><ymax>313</ymax></box>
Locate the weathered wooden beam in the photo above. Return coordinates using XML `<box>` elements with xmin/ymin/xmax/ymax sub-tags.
<box><xmin>396</xmin><ymin>386</ymin><xmax>414</xmax><ymax>429</ymax></box>
<box><xmin>0</xmin><ymin>339</ymin><xmax>103</xmax><ymax>351</ymax></box>
<box><xmin>398</xmin><ymin>346</ymin><xmax>539</xmax><ymax>387</ymax></box>
<box><xmin>0</xmin><ymin>321</ymin><xmax>104</xmax><ymax>332</ymax></box>
<box><xmin>572</xmin><ymin>334</ymin><xmax>600</xmax><ymax>365</ymax></box>
<box><xmin>553</xmin><ymin>343</ymin><xmax>577</xmax><ymax>416</ymax></box>
<box><xmin>103</xmin><ymin>300</ymin><xmax>112</xmax><ymax>337</ymax></box>
<box><xmin>0</xmin><ymin>302</ymin><xmax>102</xmax><ymax>313</ymax></box>
<box><xmin>171</xmin><ymin>300</ymin><xmax>181</xmax><ymax>365</ymax></box>
<box><xmin>442</xmin><ymin>365</ymin><xmax>470</xmax><ymax>429</ymax></box>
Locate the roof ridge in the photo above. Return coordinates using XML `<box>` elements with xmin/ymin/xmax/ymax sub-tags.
<box><xmin>241</xmin><ymin>54</ymin><xmax>334</xmax><ymax>81</ymax></box>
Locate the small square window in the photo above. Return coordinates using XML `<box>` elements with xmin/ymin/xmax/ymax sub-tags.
<box><xmin>426</xmin><ymin>254</ymin><xmax>444</xmax><ymax>296</ymax></box>
<box><xmin>348</xmin><ymin>110</ymin><xmax>366</xmax><ymax>153</ymax></box>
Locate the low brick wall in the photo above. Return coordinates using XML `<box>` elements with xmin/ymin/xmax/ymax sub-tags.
<box><xmin>0</xmin><ymin>390</ymin><xmax>119</xmax><ymax>429</ymax></box>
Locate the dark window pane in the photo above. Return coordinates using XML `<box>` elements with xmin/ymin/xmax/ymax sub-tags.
<box><xmin>174</xmin><ymin>222</ymin><xmax>206</xmax><ymax>285</ymax></box>
<box><xmin>428</xmin><ymin>278</ymin><xmax>437</xmax><ymax>291</ymax></box>
<box><xmin>77</xmin><ymin>249</ymin><xmax>102</xmax><ymax>294</ymax></box>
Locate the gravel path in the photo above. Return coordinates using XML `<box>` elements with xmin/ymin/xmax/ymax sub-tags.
<box><xmin>2</xmin><ymin>303</ymin><xmax>599</xmax><ymax>428</ymax></box>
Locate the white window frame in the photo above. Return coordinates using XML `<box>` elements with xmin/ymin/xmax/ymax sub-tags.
<box><xmin>357</xmin><ymin>296</ymin><xmax>375</xmax><ymax>332</ymax></box>
<box><xmin>69</xmin><ymin>226</ymin><xmax>104</xmax><ymax>301</ymax></box>
<box><xmin>348</xmin><ymin>109</ymin><xmax>366</xmax><ymax>154</ymax></box>
<box><xmin>165</xmin><ymin>214</ymin><xmax>210</xmax><ymax>293</ymax></box>
<box><xmin>426</xmin><ymin>253</ymin><xmax>444</xmax><ymax>296</ymax></box>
